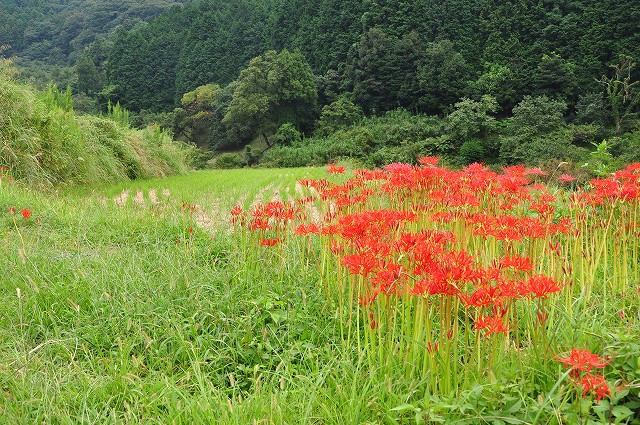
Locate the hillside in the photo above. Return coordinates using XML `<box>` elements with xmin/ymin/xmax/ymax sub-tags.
<box><xmin>0</xmin><ymin>0</ymin><xmax>189</xmax><ymax>88</ymax></box>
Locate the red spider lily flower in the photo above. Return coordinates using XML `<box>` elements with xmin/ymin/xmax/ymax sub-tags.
<box><xmin>259</xmin><ymin>238</ymin><xmax>281</xmax><ymax>247</ymax></box>
<box><xmin>503</xmin><ymin>165</ymin><xmax>527</xmax><ymax>176</ymax></box>
<box><xmin>248</xmin><ymin>218</ymin><xmax>270</xmax><ymax>231</ymax></box>
<box><xmin>370</xmin><ymin>262</ymin><xmax>403</xmax><ymax>295</ymax></box>
<box><xmin>9</xmin><ymin>207</ymin><xmax>16</xmax><ymax>214</ymax></box>
<box><xmin>341</xmin><ymin>253</ymin><xmax>380</xmax><ymax>276</ymax></box>
<box><xmin>20</xmin><ymin>209</ymin><xmax>32</xmax><ymax>219</ymax></box>
<box><xmin>230</xmin><ymin>205</ymin><xmax>243</xmax><ymax>216</ymax></box>
<box><xmin>525</xmin><ymin>275</ymin><xmax>562</xmax><ymax>298</ymax></box>
<box><xmin>525</xmin><ymin>167</ymin><xmax>547</xmax><ymax>176</ymax></box>
<box><xmin>418</xmin><ymin>156</ymin><xmax>440</xmax><ymax>167</ymax></box>
<box><xmin>474</xmin><ymin>314</ymin><xmax>509</xmax><ymax>336</ymax></box>
<box><xmin>557</xmin><ymin>349</ymin><xmax>611</xmax><ymax>374</ymax></box>
<box><xmin>498</xmin><ymin>279</ymin><xmax>528</xmax><ymax>300</ymax></box>
<box><xmin>411</xmin><ymin>278</ymin><xmax>461</xmax><ymax>296</ymax></box>
<box><xmin>558</xmin><ymin>174</ymin><xmax>577</xmax><ymax>183</ymax></box>
<box><xmin>499</xmin><ymin>255</ymin><xmax>533</xmax><ymax>272</ymax></box>
<box><xmin>433</xmin><ymin>250</ymin><xmax>482</xmax><ymax>285</ymax></box>
<box><xmin>336</xmin><ymin>209</ymin><xmax>417</xmax><ymax>239</ymax></box>
<box><xmin>580</xmin><ymin>374</ymin><xmax>611</xmax><ymax>402</ymax></box>
<box><xmin>462</xmin><ymin>285</ymin><xmax>503</xmax><ymax>308</ymax></box>
<box><xmin>294</xmin><ymin>223</ymin><xmax>321</xmax><ymax>235</ymax></box>
<box><xmin>530</xmin><ymin>202</ymin><xmax>555</xmax><ymax>216</ymax></box>
<box><xmin>327</xmin><ymin>163</ymin><xmax>346</xmax><ymax>174</ymax></box>
<box><xmin>385</xmin><ymin>162</ymin><xmax>415</xmax><ymax>174</ymax></box>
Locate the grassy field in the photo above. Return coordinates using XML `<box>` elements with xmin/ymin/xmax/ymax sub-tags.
<box><xmin>1</xmin><ymin>165</ymin><xmax>639</xmax><ymax>424</ymax></box>
<box><xmin>0</xmin><ymin>167</ymin><xmax>371</xmax><ymax>424</ymax></box>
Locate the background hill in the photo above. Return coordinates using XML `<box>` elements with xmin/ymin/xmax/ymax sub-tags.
<box><xmin>0</xmin><ymin>0</ymin><xmax>188</xmax><ymax>89</ymax></box>
<box><xmin>2</xmin><ymin>0</ymin><xmax>639</xmax><ymax>170</ymax></box>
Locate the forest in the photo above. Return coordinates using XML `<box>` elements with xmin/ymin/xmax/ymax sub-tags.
<box><xmin>2</xmin><ymin>0</ymin><xmax>640</xmax><ymax>171</ymax></box>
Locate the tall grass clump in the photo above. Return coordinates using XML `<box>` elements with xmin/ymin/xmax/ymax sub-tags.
<box><xmin>0</xmin><ymin>65</ymin><xmax>197</xmax><ymax>186</ymax></box>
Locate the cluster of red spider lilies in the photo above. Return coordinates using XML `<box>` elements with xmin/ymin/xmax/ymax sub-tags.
<box><xmin>231</xmin><ymin>158</ymin><xmax>639</xmax><ymax>398</ymax></box>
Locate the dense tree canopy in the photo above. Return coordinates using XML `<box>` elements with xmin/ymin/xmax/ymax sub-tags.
<box><xmin>0</xmin><ymin>0</ymin><xmax>188</xmax><ymax>63</ymax></box>
<box><xmin>3</xmin><ymin>0</ymin><xmax>639</xmax><ymax>162</ymax></box>
<box><xmin>89</xmin><ymin>0</ymin><xmax>639</xmax><ymax>117</ymax></box>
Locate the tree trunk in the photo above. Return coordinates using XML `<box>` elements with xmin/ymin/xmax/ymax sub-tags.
<box><xmin>262</xmin><ymin>132</ymin><xmax>272</xmax><ymax>147</ymax></box>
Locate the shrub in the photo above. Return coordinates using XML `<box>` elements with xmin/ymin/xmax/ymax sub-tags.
<box><xmin>314</xmin><ymin>97</ymin><xmax>363</xmax><ymax>137</ymax></box>
<box><xmin>272</xmin><ymin>123</ymin><xmax>302</xmax><ymax>146</ymax></box>
<box><xmin>211</xmin><ymin>153</ymin><xmax>244</xmax><ymax>169</ymax></box>
<box><xmin>458</xmin><ymin>140</ymin><xmax>486</xmax><ymax>165</ymax></box>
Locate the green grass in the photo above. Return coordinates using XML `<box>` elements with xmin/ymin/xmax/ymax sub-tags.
<box><xmin>0</xmin><ymin>168</ymin><xmax>381</xmax><ymax>424</ymax></box>
<box><xmin>2</xmin><ymin>168</ymin><xmax>639</xmax><ymax>424</ymax></box>
<box><xmin>76</xmin><ymin>167</ymin><xmax>326</xmax><ymax>206</ymax></box>
<box><xmin>0</xmin><ymin>70</ymin><xmax>196</xmax><ymax>187</ymax></box>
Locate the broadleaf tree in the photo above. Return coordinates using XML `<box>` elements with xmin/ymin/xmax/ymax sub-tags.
<box><xmin>222</xmin><ymin>49</ymin><xmax>317</xmax><ymax>148</ymax></box>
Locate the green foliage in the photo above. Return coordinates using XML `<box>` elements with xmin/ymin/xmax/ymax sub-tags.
<box><xmin>350</xmin><ymin>28</ymin><xmax>404</xmax><ymax>114</ymax></box>
<box><xmin>75</xmin><ymin>54</ymin><xmax>101</xmax><ymax>95</ymax></box>
<box><xmin>40</xmin><ymin>84</ymin><xmax>74</xmax><ymax>112</ymax></box>
<box><xmin>598</xmin><ymin>55</ymin><xmax>640</xmax><ymax>134</ymax></box>
<box><xmin>446</xmin><ymin>95</ymin><xmax>499</xmax><ymax>141</ymax></box>
<box><xmin>173</xmin><ymin>0</ymin><xmax>270</xmax><ymax>97</ymax></box>
<box><xmin>417</xmin><ymin>39</ymin><xmax>470</xmax><ymax>114</ymax></box>
<box><xmin>575</xmin><ymin>92</ymin><xmax>610</xmax><ymax>125</ymax></box>
<box><xmin>211</xmin><ymin>152</ymin><xmax>244</xmax><ymax>169</ymax></box>
<box><xmin>272</xmin><ymin>123</ymin><xmax>302</xmax><ymax>146</ymax></box>
<box><xmin>262</xmin><ymin>109</ymin><xmax>444</xmax><ymax>167</ymax></box>
<box><xmin>611</xmin><ymin>131</ymin><xmax>640</xmax><ymax>164</ymax></box>
<box><xmin>500</xmin><ymin>127</ymin><xmax>590</xmax><ymax>166</ymax></box>
<box><xmin>499</xmin><ymin>97</ymin><xmax>594</xmax><ymax>165</ymax></box>
<box><xmin>180</xmin><ymin>83</ymin><xmax>220</xmax><ymax>108</ymax></box>
<box><xmin>222</xmin><ymin>49</ymin><xmax>317</xmax><ymax>146</ymax></box>
<box><xmin>458</xmin><ymin>140</ymin><xmax>486</xmax><ymax>165</ymax></box>
<box><xmin>7</xmin><ymin>0</ymin><xmax>640</xmax><ymax>169</ymax></box>
<box><xmin>106</xmin><ymin>100</ymin><xmax>130</xmax><ymax>127</ymax></box>
<box><xmin>2</xmin><ymin>0</ymin><xmax>185</xmax><ymax>93</ymax></box>
<box><xmin>533</xmin><ymin>52</ymin><xmax>577</xmax><ymax>102</ymax></box>
<box><xmin>315</xmin><ymin>96</ymin><xmax>363</xmax><ymax>137</ymax></box>
<box><xmin>174</xmin><ymin>84</ymin><xmax>225</xmax><ymax>150</ymax></box>
<box><xmin>107</xmin><ymin>19</ymin><xmax>184</xmax><ymax>112</ymax></box>
<box><xmin>7</xmin><ymin>0</ymin><xmax>640</xmax><ymax>125</ymax></box>
<box><xmin>507</xmin><ymin>95</ymin><xmax>568</xmax><ymax>136</ymax></box>
<box><xmin>581</xmin><ymin>139</ymin><xmax>619</xmax><ymax>177</ymax></box>
<box><xmin>468</xmin><ymin>62</ymin><xmax>518</xmax><ymax>111</ymax></box>
<box><xmin>130</xmin><ymin>109</ymin><xmax>177</xmax><ymax>132</ymax></box>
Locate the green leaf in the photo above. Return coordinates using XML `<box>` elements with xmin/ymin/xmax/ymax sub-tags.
<box><xmin>612</xmin><ymin>405</ymin><xmax>633</xmax><ymax>418</ymax></box>
<box><xmin>505</xmin><ymin>400</ymin><xmax>522</xmax><ymax>414</ymax></box>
